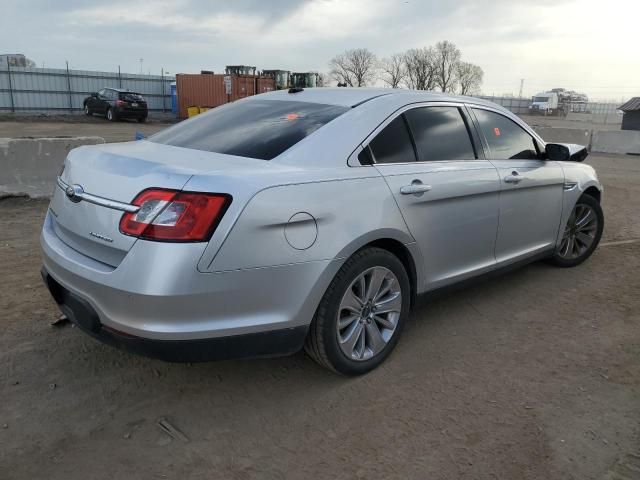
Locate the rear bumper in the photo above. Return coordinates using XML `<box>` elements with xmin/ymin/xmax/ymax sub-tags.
<box><xmin>115</xmin><ymin>107</ymin><xmax>147</xmax><ymax>118</ymax></box>
<box><xmin>40</xmin><ymin>209</ymin><xmax>341</xmax><ymax>359</ymax></box>
<box><xmin>42</xmin><ymin>267</ymin><xmax>307</xmax><ymax>362</ymax></box>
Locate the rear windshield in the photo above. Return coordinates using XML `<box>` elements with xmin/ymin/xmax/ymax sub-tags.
<box><xmin>119</xmin><ymin>92</ymin><xmax>144</xmax><ymax>101</ymax></box>
<box><xmin>149</xmin><ymin>99</ymin><xmax>349</xmax><ymax>160</ymax></box>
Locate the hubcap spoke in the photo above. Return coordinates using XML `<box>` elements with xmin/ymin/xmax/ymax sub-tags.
<box><xmin>365</xmin><ymin>268</ymin><xmax>387</xmax><ymax>302</ymax></box>
<box><xmin>341</xmin><ymin>288</ymin><xmax>364</xmax><ymax>314</ymax></box>
<box><xmin>576</xmin><ymin>208</ymin><xmax>593</xmax><ymax>228</ymax></box>
<box><xmin>340</xmin><ymin>322</ymin><xmax>364</xmax><ymax>354</ymax></box>
<box><xmin>338</xmin><ymin>313</ymin><xmax>360</xmax><ymax>330</ymax></box>
<box><xmin>365</xmin><ymin>321</ymin><xmax>386</xmax><ymax>353</ymax></box>
<box><xmin>575</xmin><ymin>231</ymin><xmax>593</xmax><ymax>248</ymax></box>
<box><xmin>374</xmin><ymin>314</ymin><xmax>396</xmax><ymax>330</ymax></box>
<box><xmin>374</xmin><ymin>292</ymin><xmax>402</xmax><ymax>315</ymax></box>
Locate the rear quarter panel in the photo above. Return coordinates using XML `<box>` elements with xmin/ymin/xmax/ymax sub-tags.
<box><xmin>197</xmin><ymin>172</ymin><xmax>415</xmax><ymax>273</ymax></box>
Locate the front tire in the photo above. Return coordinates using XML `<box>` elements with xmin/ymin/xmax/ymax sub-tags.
<box><xmin>84</xmin><ymin>104</ymin><xmax>91</xmax><ymax>116</ymax></box>
<box><xmin>550</xmin><ymin>194</ymin><xmax>603</xmax><ymax>267</ymax></box>
<box><xmin>106</xmin><ymin>108</ymin><xmax>116</xmax><ymax>122</ymax></box>
<box><xmin>305</xmin><ymin>247</ymin><xmax>411</xmax><ymax>375</ymax></box>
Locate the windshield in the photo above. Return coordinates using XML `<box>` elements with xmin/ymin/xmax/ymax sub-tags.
<box><xmin>150</xmin><ymin>99</ymin><xmax>349</xmax><ymax>160</ymax></box>
<box><xmin>533</xmin><ymin>96</ymin><xmax>550</xmax><ymax>102</ymax></box>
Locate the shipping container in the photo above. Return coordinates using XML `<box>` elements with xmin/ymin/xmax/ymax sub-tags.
<box><xmin>175</xmin><ymin>73</ymin><xmax>275</xmax><ymax>118</ymax></box>
<box><xmin>256</xmin><ymin>77</ymin><xmax>276</xmax><ymax>94</ymax></box>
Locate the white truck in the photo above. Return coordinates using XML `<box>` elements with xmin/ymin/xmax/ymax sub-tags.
<box><xmin>529</xmin><ymin>88</ymin><xmax>589</xmax><ymax>116</ymax></box>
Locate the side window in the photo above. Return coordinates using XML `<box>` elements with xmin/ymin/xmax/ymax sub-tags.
<box><xmin>473</xmin><ymin>109</ymin><xmax>539</xmax><ymax>160</ymax></box>
<box><xmin>108</xmin><ymin>90</ymin><xmax>117</xmax><ymax>100</ymax></box>
<box><xmin>404</xmin><ymin>106</ymin><xmax>476</xmax><ymax>161</ymax></box>
<box><xmin>369</xmin><ymin>115</ymin><xmax>416</xmax><ymax>164</ymax></box>
<box><xmin>97</xmin><ymin>89</ymin><xmax>106</xmax><ymax>98</ymax></box>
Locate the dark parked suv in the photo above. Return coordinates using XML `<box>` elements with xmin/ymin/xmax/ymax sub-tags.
<box><xmin>83</xmin><ymin>88</ymin><xmax>148</xmax><ymax>122</ymax></box>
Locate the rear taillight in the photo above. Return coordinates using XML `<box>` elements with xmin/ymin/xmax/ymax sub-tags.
<box><xmin>119</xmin><ymin>188</ymin><xmax>231</xmax><ymax>242</ymax></box>
<box><xmin>115</xmin><ymin>99</ymin><xmax>125</xmax><ymax>106</ymax></box>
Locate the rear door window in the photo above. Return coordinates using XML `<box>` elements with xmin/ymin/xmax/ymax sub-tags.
<box><xmin>150</xmin><ymin>100</ymin><xmax>349</xmax><ymax>160</ymax></box>
<box><xmin>369</xmin><ymin>115</ymin><xmax>417</xmax><ymax>164</ymax></box>
<box><xmin>473</xmin><ymin>109</ymin><xmax>539</xmax><ymax>160</ymax></box>
<box><xmin>404</xmin><ymin>106</ymin><xmax>476</xmax><ymax>161</ymax></box>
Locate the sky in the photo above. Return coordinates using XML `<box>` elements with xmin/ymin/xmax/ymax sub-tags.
<box><xmin>2</xmin><ymin>0</ymin><xmax>639</xmax><ymax>101</ymax></box>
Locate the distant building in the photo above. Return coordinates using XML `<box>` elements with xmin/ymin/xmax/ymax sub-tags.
<box><xmin>618</xmin><ymin>98</ymin><xmax>640</xmax><ymax>131</ymax></box>
<box><xmin>0</xmin><ymin>54</ymin><xmax>28</xmax><ymax>67</ymax></box>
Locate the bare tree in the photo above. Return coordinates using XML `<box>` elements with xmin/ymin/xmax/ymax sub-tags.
<box><xmin>434</xmin><ymin>40</ymin><xmax>461</xmax><ymax>93</ymax></box>
<box><xmin>403</xmin><ymin>47</ymin><xmax>437</xmax><ymax>90</ymax></box>
<box><xmin>317</xmin><ymin>72</ymin><xmax>329</xmax><ymax>87</ymax></box>
<box><xmin>379</xmin><ymin>53</ymin><xmax>406</xmax><ymax>88</ymax></box>
<box><xmin>456</xmin><ymin>62</ymin><xmax>484</xmax><ymax>95</ymax></box>
<box><xmin>329</xmin><ymin>48</ymin><xmax>377</xmax><ymax>87</ymax></box>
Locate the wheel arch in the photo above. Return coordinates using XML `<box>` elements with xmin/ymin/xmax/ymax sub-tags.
<box><xmin>583</xmin><ymin>185</ymin><xmax>601</xmax><ymax>203</ymax></box>
<box><xmin>333</xmin><ymin>230</ymin><xmax>423</xmax><ymax>308</ymax></box>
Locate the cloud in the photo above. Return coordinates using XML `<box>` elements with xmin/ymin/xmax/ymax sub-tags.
<box><xmin>1</xmin><ymin>0</ymin><xmax>639</xmax><ymax>100</ymax></box>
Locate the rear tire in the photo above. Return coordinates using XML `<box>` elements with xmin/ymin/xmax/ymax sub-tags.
<box><xmin>305</xmin><ymin>247</ymin><xmax>411</xmax><ymax>375</ymax></box>
<box><xmin>550</xmin><ymin>194</ymin><xmax>603</xmax><ymax>267</ymax></box>
<box><xmin>106</xmin><ymin>108</ymin><xmax>116</xmax><ymax>122</ymax></box>
<box><xmin>137</xmin><ymin>116</ymin><xmax>147</xmax><ymax>123</ymax></box>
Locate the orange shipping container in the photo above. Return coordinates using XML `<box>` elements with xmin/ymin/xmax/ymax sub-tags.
<box><xmin>176</xmin><ymin>73</ymin><xmax>275</xmax><ymax>119</ymax></box>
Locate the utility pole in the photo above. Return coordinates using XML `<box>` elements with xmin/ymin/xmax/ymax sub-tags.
<box><xmin>518</xmin><ymin>79</ymin><xmax>524</xmax><ymax>98</ymax></box>
<box><xmin>139</xmin><ymin>58</ymin><xmax>144</xmax><ymax>74</ymax></box>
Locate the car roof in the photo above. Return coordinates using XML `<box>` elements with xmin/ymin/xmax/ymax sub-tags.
<box><xmin>257</xmin><ymin>87</ymin><xmax>498</xmax><ymax>109</ymax></box>
<box><xmin>104</xmin><ymin>87</ymin><xmax>139</xmax><ymax>93</ymax></box>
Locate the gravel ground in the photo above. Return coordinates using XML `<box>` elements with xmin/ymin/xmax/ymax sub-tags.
<box><xmin>0</xmin><ymin>114</ymin><xmax>174</xmax><ymax>143</ymax></box>
<box><xmin>0</xmin><ymin>154</ymin><xmax>639</xmax><ymax>480</ymax></box>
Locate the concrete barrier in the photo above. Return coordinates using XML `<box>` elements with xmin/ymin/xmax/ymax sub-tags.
<box><xmin>591</xmin><ymin>130</ymin><xmax>640</xmax><ymax>155</ymax></box>
<box><xmin>0</xmin><ymin>136</ymin><xmax>104</xmax><ymax>198</ymax></box>
<box><xmin>533</xmin><ymin>127</ymin><xmax>592</xmax><ymax>148</ymax></box>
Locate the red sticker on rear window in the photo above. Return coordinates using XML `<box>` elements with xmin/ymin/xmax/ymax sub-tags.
<box><xmin>494</xmin><ymin>127</ymin><xmax>501</xmax><ymax>136</ymax></box>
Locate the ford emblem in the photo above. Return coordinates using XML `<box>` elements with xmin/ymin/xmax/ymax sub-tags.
<box><xmin>65</xmin><ymin>184</ymin><xmax>84</xmax><ymax>203</ymax></box>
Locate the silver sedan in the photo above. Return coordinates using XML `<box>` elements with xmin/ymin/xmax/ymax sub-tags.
<box><xmin>41</xmin><ymin>88</ymin><xmax>603</xmax><ymax>375</ymax></box>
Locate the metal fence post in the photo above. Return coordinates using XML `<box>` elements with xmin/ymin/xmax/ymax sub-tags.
<box><xmin>6</xmin><ymin>57</ymin><xmax>15</xmax><ymax>113</ymax></box>
<box><xmin>65</xmin><ymin>61</ymin><xmax>73</xmax><ymax>112</ymax></box>
<box><xmin>161</xmin><ymin>68</ymin><xmax>165</xmax><ymax>113</ymax></box>
<box><xmin>118</xmin><ymin>65</ymin><xmax>122</xmax><ymax>88</ymax></box>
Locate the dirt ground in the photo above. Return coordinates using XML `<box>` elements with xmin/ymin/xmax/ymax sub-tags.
<box><xmin>0</xmin><ymin>114</ymin><xmax>175</xmax><ymax>143</ymax></box>
<box><xmin>1</xmin><ymin>153</ymin><xmax>639</xmax><ymax>480</ymax></box>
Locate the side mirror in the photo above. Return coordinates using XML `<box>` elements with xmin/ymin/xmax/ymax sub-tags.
<box><xmin>545</xmin><ymin>143</ymin><xmax>588</xmax><ymax>162</ymax></box>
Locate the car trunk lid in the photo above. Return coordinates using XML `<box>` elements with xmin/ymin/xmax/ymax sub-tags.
<box><xmin>49</xmin><ymin>141</ymin><xmax>272</xmax><ymax>267</ymax></box>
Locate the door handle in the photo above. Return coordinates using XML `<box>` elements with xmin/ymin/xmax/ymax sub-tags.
<box><xmin>400</xmin><ymin>184</ymin><xmax>432</xmax><ymax>195</ymax></box>
<box><xmin>504</xmin><ymin>171</ymin><xmax>524</xmax><ymax>184</ymax></box>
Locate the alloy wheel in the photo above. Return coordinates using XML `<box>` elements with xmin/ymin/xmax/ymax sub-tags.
<box><xmin>558</xmin><ymin>202</ymin><xmax>598</xmax><ymax>259</ymax></box>
<box><xmin>336</xmin><ymin>266</ymin><xmax>402</xmax><ymax>361</ymax></box>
